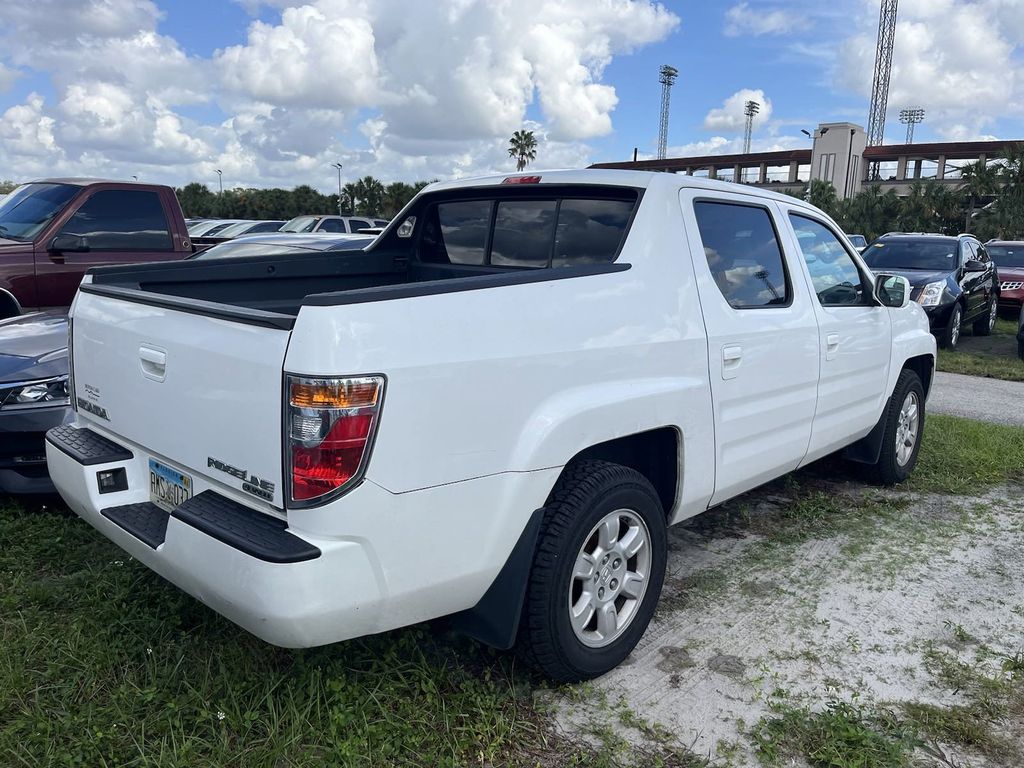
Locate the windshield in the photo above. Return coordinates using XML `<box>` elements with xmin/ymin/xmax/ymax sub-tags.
<box><xmin>987</xmin><ymin>245</ymin><xmax>1024</xmax><ymax>268</ymax></box>
<box><xmin>863</xmin><ymin>240</ymin><xmax>958</xmax><ymax>271</ymax></box>
<box><xmin>0</xmin><ymin>183</ymin><xmax>78</xmax><ymax>241</ymax></box>
<box><xmin>280</xmin><ymin>216</ymin><xmax>318</xmax><ymax>233</ymax></box>
<box><xmin>193</xmin><ymin>242</ymin><xmax>319</xmax><ymax>260</ymax></box>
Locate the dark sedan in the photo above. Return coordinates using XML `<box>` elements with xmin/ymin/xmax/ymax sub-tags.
<box><xmin>0</xmin><ymin>311</ymin><xmax>71</xmax><ymax>494</ymax></box>
<box><xmin>863</xmin><ymin>233</ymin><xmax>1000</xmax><ymax>350</ymax></box>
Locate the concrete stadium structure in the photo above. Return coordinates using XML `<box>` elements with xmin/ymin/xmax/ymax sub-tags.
<box><xmin>591</xmin><ymin>122</ymin><xmax>1020</xmax><ymax>200</ymax></box>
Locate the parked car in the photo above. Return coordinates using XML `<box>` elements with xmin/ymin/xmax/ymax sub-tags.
<box><xmin>847</xmin><ymin>234</ymin><xmax>868</xmax><ymax>251</ymax></box>
<box><xmin>0</xmin><ymin>311</ymin><xmax>70</xmax><ymax>494</ymax></box>
<box><xmin>985</xmin><ymin>240</ymin><xmax>1024</xmax><ymax>317</ymax></box>
<box><xmin>0</xmin><ymin>179</ymin><xmax>192</xmax><ymax>319</ymax></box>
<box><xmin>213</xmin><ymin>220</ymin><xmax>288</xmax><ymax>239</ymax></box>
<box><xmin>862</xmin><ymin>233</ymin><xmax>999</xmax><ymax>349</ymax></box>
<box><xmin>187</xmin><ymin>219</ymin><xmax>230</xmax><ymax>237</ymax></box>
<box><xmin>193</xmin><ymin>233</ymin><xmax>375</xmax><ymax>260</ymax></box>
<box><xmin>280</xmin><ymin>215</ymin><xmax>389</xmax><ymax>234</ymax></box>
<box><xmin>47</xmin><ymin>170</ymin><xmax>934</xmax><ymax>682</ymax></box>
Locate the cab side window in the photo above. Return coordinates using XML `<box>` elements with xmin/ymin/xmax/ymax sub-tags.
<box><xmin>788</xmin><ymin>214</ymin><xmax>872</xmax><ymax>306</ymax></box>
<box><xmin>59</xmin><ymin>190</ymin><xmax>171</xmax><ymax>251</ymax></box>
<box><xmin>693</xmin><ymin>201</ymin><xmax>790</xmax><ymax>309</ymax></box>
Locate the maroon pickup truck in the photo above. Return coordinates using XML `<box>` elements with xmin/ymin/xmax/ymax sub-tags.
<box><xmin>0</xmin><ymin>179</ymin><xmax>192</xmax><ymax>318</ymax></box>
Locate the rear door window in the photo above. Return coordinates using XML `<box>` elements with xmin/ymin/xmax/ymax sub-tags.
<box><xmin>693</xmin><ymin>201</ymin><xmax>790</xmax><ymax>308</ymax></box>
<box><xmin>59</xmin><ymin>190</ymin><xmax>171</xmax><ymax>250</ymax></box>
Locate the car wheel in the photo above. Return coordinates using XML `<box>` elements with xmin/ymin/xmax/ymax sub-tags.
<box><xmin>972</xmin><ymin>294</ymin><xmax>998</xmax><ymax>336</ymax></box>
<box><xmin>939</xmin><ymin>304</ymin><xmax>962</xmax><ymax>350</ymax></box>
<box><xmin>519</xmin><ymin>460</ymin><xmax>667</xmax><ymax>682</ymax></box>
<box><xmin>869</xmin><ymin>369</ymin><xmax>925</xmax><ymax>485</ymax></box>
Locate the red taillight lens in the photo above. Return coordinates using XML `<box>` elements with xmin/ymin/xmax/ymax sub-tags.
<box><xmin>286</xmin><ymin>376</ymin><xmax>384</xmax><ymax>505</ymax></box>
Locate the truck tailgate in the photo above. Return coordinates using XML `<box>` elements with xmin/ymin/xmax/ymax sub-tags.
<box><xmin>71</xmin><ymin>289</ymin><xmax>290</xmax><ymax>508</ymax></box>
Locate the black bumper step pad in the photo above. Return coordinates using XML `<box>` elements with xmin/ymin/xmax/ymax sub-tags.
<box><xmin>101</xmin><ymin>503</ymin><xmax>169</xmax><ymax>549</ymax></box>
<box><xmin>46</xmin><ymin>425</ymin><xmax>133</xmax><ymax>466</ymax></box>
<box><xmin>171</xmin><ymin>491</ymin><xmax>320</xmax><ymax>563</ymax></box>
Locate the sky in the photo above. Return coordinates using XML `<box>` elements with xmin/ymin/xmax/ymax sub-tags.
<box><xmin>0</xmin><ymin>0</ymin><xmax>1022</xmax><ymax>193</ymax></box>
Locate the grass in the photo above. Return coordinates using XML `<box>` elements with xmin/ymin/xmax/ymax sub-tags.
<box><xmin>751</xmin><ymin>698</ymin><xmax>919</xmax><ymax>768</ymax></box>
<box><xmin>936</xmin><ymin>317</ymin><xmax>1024</xmax><ymax>381</ymax></box>
<box><xmin>910</xmin><ymin>413</ymin><xmax>1024</xmax><ymax>493</ymax></box>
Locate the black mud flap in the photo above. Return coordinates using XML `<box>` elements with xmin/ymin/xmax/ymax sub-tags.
<box><xmin>448</xmin><ymin>508</ymin><xmax>544</xmax><ymax>650</ymax></box>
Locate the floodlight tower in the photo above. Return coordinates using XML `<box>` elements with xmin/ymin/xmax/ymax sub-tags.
<box><xmin>898</xmin><ymin>107</ymin><xmax>924</xmax><ymax>144</ymax></box>
<box><xmin>866</xmin><ymin>0</ymin><xmax>898</xmax><ymax>148</ymax></box>
<box><xmin>657</xmin><ymin>65</ymin><xmax>678</xmax><ymax>160</ymax></box>
<box><xmin>742</xmin><ymin>100</ymin><xmax>760</xmax><ymax>155</ymax></box>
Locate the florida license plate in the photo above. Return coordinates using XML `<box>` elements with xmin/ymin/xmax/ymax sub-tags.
<box><xmin>149</xmin><ymin>459</ymin><xmax>192</xmax><ymax>512</ymax></box>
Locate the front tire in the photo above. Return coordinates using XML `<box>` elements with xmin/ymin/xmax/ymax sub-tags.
<box><xmin>869</xmin><ymin>369</ymin><xmax>925</xmax><ymax>485</ymax></box>
<box><xmin>938</xmin><ymin>303</ymin><xmax>962</xmax><ymax>350</ymax></box>
<box><xmin>972</xmin><ymin>294</ymin><xmax>997</xmax><ymax>336</ymax></box>
<box><xmin>519</xmin><ymin>460</ymin><xmax>667</xmax><ymax>682</ymax></box>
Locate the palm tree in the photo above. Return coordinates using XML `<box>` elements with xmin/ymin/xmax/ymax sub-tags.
<box><xmin>508</xmin><ymin>130</ymin><xmax>538</xmax><ymax>172</ymax></box>
<box><xmin>956</xmin><ymin>159</ymin><xmax>1000</xmax><ymax>233</ymax></box>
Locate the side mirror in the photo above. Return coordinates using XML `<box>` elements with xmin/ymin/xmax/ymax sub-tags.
<box><xmin>964</xmin><ymin>259</ymin><xmax>986</xmax><ymax>273</ymax></box>
<box><xmin>876</xmin><ymin>274</ymin><xmax>911</xmax><ymax>308</ymax></box>
<box><xmin>49</xmin><ymin>234</ymin><xmax>90</xmax><ymax>253</ymax></box>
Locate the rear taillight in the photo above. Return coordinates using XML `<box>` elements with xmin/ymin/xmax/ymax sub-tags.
<box><xmin>286</xmin><ymin>375</ymin><xmax>384</xmax><ymax>505</ymax></box>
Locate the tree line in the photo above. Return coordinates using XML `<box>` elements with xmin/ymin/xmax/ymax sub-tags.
<box><xmin>797</xmin><ymin>144</ymin><xmax>1024</xmax><ymax>242</ymax></box>
<box><xmin>176</xmin><ymin>177</ymin><xmax>432</xmax><ymax>220</ymax></box>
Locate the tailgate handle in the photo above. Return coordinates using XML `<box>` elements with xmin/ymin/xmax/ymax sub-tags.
<box><xmin>139</xmin><ymin>345</ymin><xmax>167</xmax><ymax>381</ymax></box>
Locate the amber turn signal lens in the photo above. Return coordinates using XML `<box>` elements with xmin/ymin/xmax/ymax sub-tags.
<box><xmin>290</xmin><ymin>377</ymin><xmax>381</xmax><ymax>409</ymax></box>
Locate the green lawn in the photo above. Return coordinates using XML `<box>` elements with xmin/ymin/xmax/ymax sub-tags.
<box><xmin>937</xmin><ymin>317</ymin><xmax>1024</xmax><ymax>382</ymax></box>
<box><xmin>1</xmin><ymin>414</ymin><xmax>1021</xmax><ymax>767</ymax></box>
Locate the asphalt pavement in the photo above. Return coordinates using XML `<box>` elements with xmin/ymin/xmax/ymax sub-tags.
<box><xmin>928</xmin><ymin>371</ymin><xmax>1024</xmax><ymax>427</ymax></box>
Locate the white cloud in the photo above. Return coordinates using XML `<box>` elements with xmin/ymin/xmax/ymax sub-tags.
<box><xmin>666</xmin><ymin>134</ymin><xmax>804</xmax><ymax>158</ymax></box>
<box><xmin>703</xmin><ymin>89</ymin><xmax>774</xmax><ymax>132</ymax></box>
<box><xmin>724</xmin><ymin>2</ymin><xmax>809</xmax><ymax>37</ymax></box>
<box><xmin>835</xmin><ymin>0</ymin><xmax>1023</xmax><ymax>140</ymax></box>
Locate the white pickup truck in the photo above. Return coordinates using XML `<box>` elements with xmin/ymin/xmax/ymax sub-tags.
<box><xmin>46</xmin><ymin>171</ymin><xmax>935</xmax><ymax>681</ymax></box>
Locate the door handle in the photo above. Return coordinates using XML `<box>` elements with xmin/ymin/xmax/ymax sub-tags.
<box><xmin>722</xmin><ymin>345</ymin><xmax>742</xmax><ymax>380</ymax></box>
<box><xmin>139</xmin><ymin>345</ymin><xmax>167</xmax><ymax>381</ymax></box>
<box><xmin>825</xmin><ymin>333</ymin><xmax>840</xmax><ymax>361</ymax></box>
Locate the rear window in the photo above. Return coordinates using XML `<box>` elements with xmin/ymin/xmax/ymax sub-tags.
<box><xmin>420</xmin><ymin>193</ymin><xmax>635</xmax><ymax>268</ymax></box>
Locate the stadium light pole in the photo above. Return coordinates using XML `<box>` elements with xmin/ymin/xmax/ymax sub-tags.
<box><xmin>331</xmin><ymin>162</ymin><xmax>344</xmax><ymax>215</ymax></box>
<box><xmin>898</xmin><ymin>107</ymin><xmax>925</xmax><ymax>144</ymax></box>
<box><xmin>215</xmin><ymin>169</ymin><xmax>223</xmax><ymax>195</ymax></box>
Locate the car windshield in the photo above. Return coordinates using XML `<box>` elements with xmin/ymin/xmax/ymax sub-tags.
<box><xmin>987</xmin><ymin>245</ymin><xmax>1024</xmax><ymax>268</ymax></box>
<box><xmin>280</xmin><ymin>216</ymin><xmax>318</xmax><ymax>233</ymax></box>
<box><xmin>0</xmin><ymin>183</ymin><xmax>79</xmax><ymax>241</ymax></box>
<box><xmin>863</xmin><ymin>240</ymin><xmax>958</xmax><ymax>271</ymax></box>
<box><xmin>193</xmin><ymin>242</ymin><xmax>319</xmax><ymax>260</ymax></box>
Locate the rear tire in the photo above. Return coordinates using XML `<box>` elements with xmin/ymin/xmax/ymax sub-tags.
<box><xmin>868</xmin><ymin>369</ymin><xmax>925</xmax><ymax>485</ymax></box>
<box><xmin>938</xmin><ymin>304</ymin><xmax>962</xmax><ymax>350</ymax></box>
<box><xmin>972</xmin><ymin>294</ymin><xmax>997</xmax><ymax>336</ymax></box>
<box><xmin>519</xmin><ymin>460</ymin><xmax>667</xmax><ymax>682</ymax></box>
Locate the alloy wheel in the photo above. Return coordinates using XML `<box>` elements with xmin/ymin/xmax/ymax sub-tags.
<box><xmin>568</xmin><ymin>509</ymin><xmax>652</xmax><ymax>648</ymax></box>
<box><xmin>895</xmin><ymin>390</ymin><xmax>920</xmax><ymax>467</ymax></box>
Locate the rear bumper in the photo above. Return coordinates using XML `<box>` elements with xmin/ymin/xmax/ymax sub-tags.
<box><xmin>0</xmin><ymin>404</ymin><xmax>71</xmax><ymax>494</ymax></box>
<box><xmin>45</xmin><ymin>422</ymin><xmax>560</xmax><ymax>648</ymax></box>
<box><xmin>46</xmin><ymin>425</ymin><xmax>386</xmax><ymax>647</ymax></box>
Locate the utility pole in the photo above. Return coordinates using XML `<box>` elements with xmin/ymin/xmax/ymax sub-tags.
<box><xmin>331</xmin><ymin>162</ymin><xmax>343</xmax><ymax>215</ymax></box>
<box><xmin>866</xmin><ymin>0</ymin><xmax>898</xmax><ymax>149</ymax></box>
<box><xmin>898</xmin><ymin>107</ymin><xmax>924</xmax><ymax>144</ymax></box>
<box><xmin>657</xmin><ymin>65</ymin><xmax>678</xmax><ymax>160</ymax></box>
<box><xmin>215</xmin><ymin>169</ymin><xmax>223</xmax><ymax>195</ymax></box>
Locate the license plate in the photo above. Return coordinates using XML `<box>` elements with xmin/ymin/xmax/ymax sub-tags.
<box><xmin>149</xmin><ymin>459</ymin><xmax>192</xmax><ymax>512</ymax></box>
